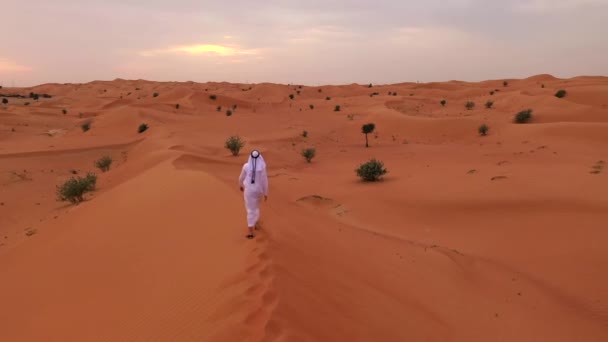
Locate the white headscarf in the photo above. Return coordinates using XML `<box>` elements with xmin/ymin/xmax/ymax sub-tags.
<box><xmin>247</xmin><ymin>150</ymin><xmax>266</xmax><ymax>184</ymax></box>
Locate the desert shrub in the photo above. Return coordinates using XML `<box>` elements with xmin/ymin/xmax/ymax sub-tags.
<box><xmin>387</xmin><ymin>92</ymin><xmax>392</xmax><ymax>96</ymax></box>
<box><xmin>289</xmin><ymin>94</ymin><xmax>295</xmax><ymax>100</ymax></box>
<box><xmin>485</xmin><ymin>100</ymin><xmax>494</xmax><ymax>109</ymax></box>
<box><xmin>297</xmin><ymin>91</ymin><xmax>301</xmax><ymax>95</ymax></box>
<box><xmin>302</xmin><ymin>130</ymin><xmax>308</xmax><ymax>138</ymax></box>
<box><xmin>362</xmin><ymin>123</ymin><xmax>375</xmax><ymax>147</ymax></box>
<box><xmin>326</xmin><ymin>96</ymin><xmax>331</xmax><ymax>100</ymax></box>
<box><xmin>81</xmin><ymin>122</ymin><xmax>91</xmax><ymax>132</ymax></box>
<box><xmin>2</xmin><ymin>98</ymin><xmax>7</xmax><ymax>105</ymax></box>
<box><xmin>56</xmin><ymin>173</ymin><xmax>97</xmax><ymax>204</ymax></box>
<box><xmin>555</xmin><ymin>89</ymin><xmax>567</xmax><ymax>98</ymax></box>
<box><xmin>514</xmin><ymin>109</ymin><xmax>533</xmax><ymax>123</ymax></box>
<box><xmin>210</xmin><ymin>95</ymin><xmax>217</xmax><ymax>100</ymax></box>
<box><xmin>368</xmin><ymin>83</ymin><xmax>373</xmax><ymax>88</ymax></box>
<box><xmin>347</xmin><ymin>114</ymin><xmax>355</xmax><ymax>120</ymax></box>
<box><xmin>440</xmin><ymin>99</ymin><xmax>446</xmax><ymax>106</ymax></box>
<box><xmin>309</xmin><ymin>104</ymin><xmax>314</xmax><ymax>110</ymax></box>
<box><xmin>217</xmin><ymin>106</ymin><xmax>222</xmax><ymax>112</ymax></box>
<box><xmin>175</xmin><ymin>104</ymin><xmax>180</xmax><ymax>109</ymax></box>
<box><xmin>138</xmin><ymin>123</ymin><xmax>149</xmax><ymax>133</ymax></box>
<box><xmin>503</xmin><ymin>81</ymin><xmax>508</xmax><ymax>87</ymax></box>
<box><xmin>356</xmin><ymin>159</ymin><xmax>387</xmax><ymax>182</ymax></box>
<box><xmin>62</xmin><ymin>108</ymin><xmax>68</xmax><ymax>114</ymax></box>
<box><xmin>33</xmin><ymin>94</ymin><xmax>39</xmax><ymax>100</ymax></box>
<box><xmin>334</xmin><ymin>105</ymin><xmax>341</xmax><ymax>112</ymax></box>
<box><xmin>318</xmin><ymin>89</ymin><xmax>322</xmax><ymax>93</ymax></box>
<box><xmin>490</xmin><ymin>91</ymin><xmax>495</xmax><ymax>95</ymax></box>
<box><xmin>301</xmin><ymin>148</ymin><xmax>316</xmax><ymax>163</ymax></box>
<box><xmin>24</xmin><ymin>102</ymin><xmax>30</xmax><ymax>106</ymax></box>
<box><xmin>478</xmin><ymin>124</ymin><xmax>489</xmax><ymax>136</ymax></box>
<box><xmin>225</xmin><ymin>135</ymin><xmax>245</xmax><ymax>156</ymax></box>
<box><xmin>393</xmin><ymin>93</ymin><xmax>398</xmax><ymax>96</ymax></box>
<box><xmin>226</xmin><ymin>109</ymin><xmax>233</xmax><ymax>116</ymax></box>
<box><xmin>153</xmin><ymin>93</ymin><xmax>159</xmax><ymax>97</ymax></box>
<box><xmin>465</xmin><ymin>101</ymin><xmax>475</xmax><ymax>110</ymax></box>
<box><xmin>95</xmin><ymin>156</ymin><xmax>113</xmax><ymax>172</ymax></box>
<box><xmin>233</xmin><ymin>104</ymin><xmax>237</xmax><ymax>110</ymax></box>
<box><xmin>541</xmin><ymin>84</ymin><xmax>545</xmax><ymax>88</ymax></box>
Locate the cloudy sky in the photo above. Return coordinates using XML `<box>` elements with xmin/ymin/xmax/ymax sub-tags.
<box><xmin>2</xmin><ymin>0</ymin><xmax>607</xmax><ymax>86</ymax></box>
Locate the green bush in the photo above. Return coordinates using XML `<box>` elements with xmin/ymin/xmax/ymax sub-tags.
<box><xmin>362</xmin><ymin>123</ymin><xmax>375</xmax><ymax>147</ymax></box>
<box><xmin>485</xmin><ymin>100</ymin><xmax>494</xmax><ymax>109</ymax></box>
<box><xmin>465</xmin><ymin>101</ymin><xmax>475</xmax><ymax>110</ymax></box>
<box><xmin>555</xmin><ymin>89</ymin><xmax>567</xmax><ymax>98</ymax></box>
<box><xmin>356</xmin><ymin>159</ymin><xmax>387</xmax><ymax>182</ymax></box>
<box><xmin>138</xmin><ymin>123</ymin><xmax>149</xmax><ymax>133</ymax></box>
<box><xmin>514</xmin><ymin>109</ymin><xmax>533</xmax><ymax>123</ymax></box>
<box><xmin>81</xmin><ymin>122</ymin><xmax>91</xmax><ymax>132</ymax></box>
<box><xmin>334</xmin><ymin>105</ymin><xmax>341</xmax><ymax>112</ymax></box>
<box><xmin>210</xmin><ymin>95</ymin><xmax>217</xmax><ymax>100</ymax></box>
<box><xmin>56</xmin><ymin>173</ymin><xmax>97</xmax><ymax>204</ymax></box>
<box><xmin>478</xmin><ymin>124</ymin><xmax>489</xmax><ymax>136</ymax></box>
<box><xmin>225</xmin><ymin>136</ymin><xmax>245</xmax><ymax>156</ymax></box>
<box><xmin>301</xmin><ymin>148</ymin><xmax>316</xmax><ymax>163</ymax></box>
<box><xmin>440</xmin><ymin>99</ymin><xmax>446</xmax><ymax>106</ymax></box>
<box><xmin>95</xmin><ymin>156</ymin><xmax>113</xmax><ymax>172</ymax></box>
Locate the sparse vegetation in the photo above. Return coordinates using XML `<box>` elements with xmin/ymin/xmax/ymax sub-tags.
<box><xmin>2</xmin><ymin>98</ymin><xmax>7</xmax><ymax>105</ymax></box>
<box><xmin>514</xmin><ymin>109</ymin><xmax>533</xmax><ymax>123</ymax></box>
<box><xmin>318</xmin><ymin>89</ymin><xmax>322</xmax><ymax>93</ymax></box>
<box><xmin>302</xmin><ymin>130</ymin><xmax>308</xmax><ymax>138</ymax></box>
<box><xmin>485</xmin><ymin>100</ymin><xmax>494</xmax><ymax>109</ymax></box>
<box><xmin>347</xmin><ymin>114</ymin><xmax>355</xmax><ymax>120</ymax></box>
<box><xmin>393</xmin><ymin>92</ymin><xmax>398</xmax><ymax>96</ymax></box>
<box><xmin>153</xmin><ymin>93</ymin><xmax>159</xmax><ymax>97</ymax></box>
<box><xmin>297</xmin><ymin>90</ymin><xmax>301</xmax><ymax>95</ymax></box>
<box><xmin>309</xmin><ymin>104</ymin><xmax>314</xmax><ymax>110</ymax></box>
<box><xmin>356</xmin><ymin>159</ymin><xmax>387</xmax><ymax>182</ymax></box>
<box><xmin>95</xmin><ymin>156</ymin><xmax>113</xmax><ymax>172</ymax></box>
<box><xmin>217</xmin><ymin>106</ymin><xmax>222</xmax><ymax>112</ymax></box>
<box><xmin>478</xmin><ymin>124</ymin><xmax>489</xmax><ymax>136</ymax></box>
<box><xmin>301</xmin><ymin>148</ymin><xmax>316</xmax><ymax>163</ymax></box>
<box><xmin>226</xmin><ymin>109</ymin><xmax>233</xmax><ymax>116</ymax></box>
<box><xmin>289</xmin><ymin>94</ymin><xmax>295</xmax><ymax>100</ymax></box>
<box><xmin>326</xmin><ymin>97</ymin><xmax>331</xmax><ymax>100</ymax></box>
<box><xmin>62</xmin><ymin>108</ymin><xmax>68</xmax><ymax>114</ymax></box>
<box><xmin>541</xmin><ymin>84</ymin><xmax>545</xmax><ymax>88</ymax></box>
<box><xmin>24</xmin><ymin>102</ymin><xmax>30</xmax><ymax>106</ymax></box>
<box><xmin>490</xmin><ymin>91</ymin><xmax>495</xmax><ymax>95</ymax></box>
<box><xmin>233</xmin><ymin>104</ymin><xmax>237</xmax><ymax>110</ymax></box>
<box><xmin>465</xmin><ymin>101</ymin><xmax>475</xmax><ymax>110</ymax></box>
<box><xmin>210</xmin><ymin>95</ymin><xmax>217</xmax><ymax>100</ymax></box>
<box><xmin>138</xmin><ymin>123</ymin><xmax>149</xmax><ymax>133</ymax></box>
<box><xmin>56</xmin><ymin>173</ymin><xmax>97</xmax><ymax>204</ymax></box>
<box><xmin>503</xmin><ymin>81</ymin><xmax>508</xmax><ymax>87</ymax></box>
<box><xmin>362</xmin><ymin>123</ymin><xmax>376</xmax><ymax>148</ymax></box>
<box><xmin>225</xmin><ymin>135</ymin><xmax>245</xmax><ymax>156</ymax></box>
<box><xmin>175</xmin><ymin>104</ymin><xmax>180</xmax><ymax>109</ymax></box>
<box><xmin>555</xmin><ymin>89</ymin><xmax>567</xmax><ymax>98</ymax></box>
<box><xmin>81</xmin><ymin>122</ymin><xmax>91</xmax><ymax>132</ymax></box>
<box><xmin>334</xmin><ymin>105</ymin><xmax>341</xmax><ymax>112</ymax></box>
<box><xmin>368</xmin><ymin>83</ymin><xmax>373</xmax><ymax>88</ymax></box>
<box><xmin>440</xmin><ymin>99</ymin><xmax>446</xmax><ymax>106</ymax></box>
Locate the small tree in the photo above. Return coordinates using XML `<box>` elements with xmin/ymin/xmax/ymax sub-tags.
<box><xmin>225</xmin><ymin>136</ymin><xmax>245</xmax><ymax>156</ymax></box>
<box><xmin>485</xmin><ymin>100</ymin><xmax>494</xmax><ymax>109</ymax></box>
<box><xmin>302</xmin><ymin>130</ymin><xmax>308</xmax><ymax>138</ymax></box>
<box><xmin>440</xmin><ymin>100</ymin><xmax>446</xmax><ymax>106</ymax></box>
<box><xmin>334</xmin><ymin>105</ymin><xmax>341</xmax><ymax>112</ymax></box>
<box><xmin>210</xmin><ymin>95</ymin><xmax>217</xmax><ymax>100</ymax></box>
<box><xmin>226</xmin><ymin>109</ymin><xmax>233</xmax><ymax>116</ymax></box>
<box><xmin>153</xmin><ymin>93</ymin><xmax>159</xmax><ymax>97</ymax></box>
<box><xmin>95</xmin><ymin>156</ymin><xmax>113</xmax><ymax>172</ymax></box>
<box><xmin>362</xmin><ymin>123</ymin><xmax>376</xmax><ymax>148</ymax></box>
<box><xmin>465</xmin><ymin>101</ymin><xmax>475</xmax><ymax>110</ymax></box>
<box><xmin>81</xmin><ymin>122</ymin><xmax>91</xmax><ymax>132</ymax></box>
<box><xmin>555</xmin><ymin>89</ymin><xmax>567</xmax><ymax>98</ymax></box>
<box><xmin>309</xmin><ymin>104</ymin><xmax>314</xmax><ymax>110</ymax></box>
<box><xmin>56</xmin><ymin>173</ymin><xmax>97</xmax><ymax>204</ymax></box>
<box><xmin>138</xmin><ymin>123</ymin><xmax>149</xmax><ymax>133</ymax></box>
<box><xmin>289</xmin><ymin>94</ymin><xmax>295</xmax><ymax>100</ymax></box>
<box><xmin>478</xmin><ymin>124</ymin><xmax>489</xmax><ymax>136</ymax></box>
<box><xmin>301</xmin><ymin>148</ymin><xmax>316</xmax><ymax>163</ymax></box>
<box><xmin>2</xmin><ymin>98</ymin><xmax>7</xmax><ymax>105</ymax></box>
<box><xmin>356</xmin><ymin>159</ymin><xmax>387</xmax><ymax>182</ymax></box>
<box><xmin>514</xmin><ymin>109</ymin><xmax>533</xmax><ymax>123</ymax></box>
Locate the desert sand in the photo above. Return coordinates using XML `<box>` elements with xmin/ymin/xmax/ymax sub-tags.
<box><xmin>1</xmin><ymin>75</ymin><xmax>607</xmax><ymax>341</ymax></box>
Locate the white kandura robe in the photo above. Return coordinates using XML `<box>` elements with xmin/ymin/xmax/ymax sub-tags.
<box><xmin>238</xmin><ymin>154</ymin><xmax>268</xmax><ymax>227</ymax></box>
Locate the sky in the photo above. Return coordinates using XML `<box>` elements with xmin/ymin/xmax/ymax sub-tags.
<box><xmin>1</xmin><ymin>0</ymin><xmax>607</xmax><ymax>86</ymax></box>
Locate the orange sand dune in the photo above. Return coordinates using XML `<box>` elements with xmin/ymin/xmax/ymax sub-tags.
<box><xmin>1</xmin><ymin>75</ymin><xmax>607</xmax><ymax>341</ymax></box>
